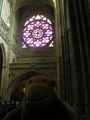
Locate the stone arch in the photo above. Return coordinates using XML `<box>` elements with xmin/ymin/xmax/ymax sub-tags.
<box><xmin>7</xmin><ymin>71</ymin><xmax>47</xmax><ymax>101</ymax></box>
<box><xmin>52</xmin><ymin>0</ymin><xmax>56</xmax><ymax>8</ymax></box>
<box><xmin>13</xmin><ymin>0</ymin><xmax>55</xmax><ymax>13</ymax></box>
<box><xmin>14</xmin><ymin>2</ymin><xmax>55</xmax><ymax>47</ymax></box>
<box><xmin>0</xmin><ymin>43</ymin><xmax>6</xmax><ymax>91</ymax></box>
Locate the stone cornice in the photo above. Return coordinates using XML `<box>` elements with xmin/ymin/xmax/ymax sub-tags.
<box><xmin>9</xmin><ymin>62</ymin><xmax>57</xmax><ymax>69</ymax></box>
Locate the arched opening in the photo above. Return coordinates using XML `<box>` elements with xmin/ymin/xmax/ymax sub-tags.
<box><xmin>11</xmin><ymin>79</ymin><xmax>27</xmax><ymax>103</ymax></box>
<box><xmin>10</xmin><ymin>71</ymin><xmax>42</xmax><ymax>102</ymax></box>
<box><xmin>0</xmin><ymin>46</ymin><xmax>3</xmax><ymax>89</ymax></box>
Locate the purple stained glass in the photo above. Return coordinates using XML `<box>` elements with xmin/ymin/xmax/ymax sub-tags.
<box><xmin>32</xmin><ymin>29</ymin><xmax>43</xmax><ymax>38</ymax></box>
<box><xmin>23</xmin><ymin>15</ymin><xmax>53</xmax><ymax>47</ymax></box>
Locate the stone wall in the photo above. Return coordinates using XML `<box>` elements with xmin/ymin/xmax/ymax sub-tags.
<box><xmin>7</xmin><ymin>62</ymin><xmax>57</xmax><ymax>100</ymax></box>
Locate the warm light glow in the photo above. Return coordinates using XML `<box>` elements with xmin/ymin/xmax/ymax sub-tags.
<box><xmin>23</xmin><ymin>88</ymin><xmax>25</xmax><ymax>92</ymax></box>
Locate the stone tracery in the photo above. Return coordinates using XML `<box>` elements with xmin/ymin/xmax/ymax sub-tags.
<box><xmin>22</xmin><ymin>15</ymin><xmax>53</xmax><ymax>48</ymax></box>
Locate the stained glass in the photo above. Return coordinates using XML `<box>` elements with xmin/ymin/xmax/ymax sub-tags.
<box><xmin>22</xmin><ymin>15</ymin><xmax>53</xmax><ymax>47</ymax></box>
<box><xmin>49</xmin><ymin>41</ymin><xmax>54</xmax><ymax>47</ymax></box>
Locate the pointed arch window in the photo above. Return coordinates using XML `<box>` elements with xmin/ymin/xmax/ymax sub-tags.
<box><xmin>22</xmin><ymin>15</ymin><xmax>54</xmax><ymax>48</ymax></box>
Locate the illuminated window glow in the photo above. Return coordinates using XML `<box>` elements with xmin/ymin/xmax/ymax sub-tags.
<box><xmin>49</xmin><ymin>41</ymin><xmax>54</xmax><ymax>47</ymax></box>
<box><xmin>22</xmin><ymin>15</ymin><xmax>53</xmax><ymax>48</ymax></box>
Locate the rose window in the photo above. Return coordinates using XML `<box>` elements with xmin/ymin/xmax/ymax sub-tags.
<box><xmin>22</xmin><ymin>15</ymin><xmax>53</xmax><ymax>47</ymax></box>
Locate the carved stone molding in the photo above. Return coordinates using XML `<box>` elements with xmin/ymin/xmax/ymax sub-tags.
<box><xmin>20</xmin><ymin>46</ymin><xmax>56</xmax><ymax>56</ymax></box>
<box><xmin>0</xmin><ymin>18</ymin><xmax>10</xmax><ymax>32</ymax></box>
<box><xmin>9</xmin><ymin>62</ymin><xmax>57</xmax><ymax>68</ymax></box>
<box><xmin>13</xmin><ymin>34</ymin><xmax>18</xmax><ymax>43</ymax></box>
<box><xmin>9</xmin><ymin>72</ymin><xmax>15</xmax><ymax>77</ymax></box>
<box><xmin>9</xmin><ymin>62</ymin><xmax>57</xmax><ymax>85</ymax></box>
<box><xmin>0</xmin><ymin>18</ymin><xmax>10</xmax><ymax>44</ymax></box>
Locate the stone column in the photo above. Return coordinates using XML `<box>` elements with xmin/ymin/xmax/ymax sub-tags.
<box><xmin>80</xmin><ymin>1</ymin><xmax>90</xmax><ymax>119</ymax></box>
<box><xmin>68</xmin><ymin>0</ymin><xmax>90</xmax><ymax>119</ymax></box>
<box><xmin>55</xmin><ymin>0</ymin><xmax>71</xmax><ymax>102</ymax></box>
<box><xmin>55</xmin><ymin>0</ymin><xmax>62</xmax><ymax>98</ymax></box>
<box><xmin>64</xmin><ymin>0</ymin><xmax>78</xmax><ymax>109</ymax></box>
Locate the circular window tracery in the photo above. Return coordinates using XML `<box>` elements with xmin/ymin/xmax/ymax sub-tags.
<box><xmin>32</xmin><ymin>29</ymin><xmax>43</xmax><ymax>38</ymax></box>
<box><xmin>22</xmin><ymin>15</ymin><xmax>53</xmax><ymax>47</ymax></box>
